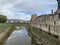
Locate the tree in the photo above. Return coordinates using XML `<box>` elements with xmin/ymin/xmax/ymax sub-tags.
<box><xmin>0</xmin><ymin>15</ymin><xmax>7</xmax><ymax>23</ymax></box>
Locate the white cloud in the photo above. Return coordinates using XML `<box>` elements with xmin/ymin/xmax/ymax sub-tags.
<box><xmin>13</xmin><ymin>0</ymin><xmax>57</xmax><ymax>11</ymax></box>
<box><xmin>0</xmin><ymin>0</ymin><xmax>57</xmax><ymax>21</ymax></box>
<box><xmin>12</xmin><ymin>13</ymin><xmax>31</xmax><ymax>21</ymax></box>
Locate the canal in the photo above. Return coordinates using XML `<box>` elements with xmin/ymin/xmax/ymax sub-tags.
<box><xmin>4</xmin><ymin>27</ymin><xmax>32</xmax><ymax>45</ymax></box>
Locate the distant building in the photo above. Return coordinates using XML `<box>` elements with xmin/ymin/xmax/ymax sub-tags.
<box><xmin>7</xmin><ymin>19</ymin><xmax>25</xmax><ymax>23</ymax></box>
<box><xmin>24</xmin><ymin>21</ymin><xmax>30</xmax><ymax>23</ymax></box>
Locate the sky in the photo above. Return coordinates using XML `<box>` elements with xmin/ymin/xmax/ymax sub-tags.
<box><xmin>0</xmin><ymin>0</ymin><xmax>58</xmax><ymax>21</ymax></box>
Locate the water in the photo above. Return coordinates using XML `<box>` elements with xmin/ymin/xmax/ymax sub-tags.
<box><xmin>4</xmin><ymin>27</ymin><xmax>31</xmax><ymax>45</ymax></box>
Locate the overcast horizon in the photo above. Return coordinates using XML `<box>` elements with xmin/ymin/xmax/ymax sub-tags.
<box><xmin>0</xmin><ymin>0</ymin><xmax>57</xmax><ymax>21</ymax></box>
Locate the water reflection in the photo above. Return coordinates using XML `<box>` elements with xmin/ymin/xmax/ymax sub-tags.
<box><xmin>5</xmin><ymin>27</ymin><xmax>31</xmax><ymax>45</ymax></box>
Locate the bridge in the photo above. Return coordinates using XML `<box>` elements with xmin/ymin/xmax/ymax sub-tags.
<box><xmin>27</xmin><ymin>25</ymin><xmax>60</xmax><ymax>45</ymax></box>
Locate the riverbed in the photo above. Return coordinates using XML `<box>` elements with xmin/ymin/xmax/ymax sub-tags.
<box><xmin>4</xmin><ymin>27</ymin><xmax>31</xmax><ymax>45</ymax></box>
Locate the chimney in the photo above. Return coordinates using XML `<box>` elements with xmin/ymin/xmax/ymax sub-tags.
<box><xmin>51</xmin><ymin>10</ymin><xmax>53</xmax><ymax>15</ymax></box>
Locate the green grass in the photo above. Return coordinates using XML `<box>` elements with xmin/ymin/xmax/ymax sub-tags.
<box><xmin>0</xmin><ymin>23</ymin><xmax>15</xmax><ymax>45</ymax></box>
<box><xmin>0</xmin><ymin>23</ymin><xmax>12</xmax><ymax>33</ymax></box>
<box><xmin>27</xmin><ymin>26</ymin><xmax>60</xmax><ymax>45</ymax></box>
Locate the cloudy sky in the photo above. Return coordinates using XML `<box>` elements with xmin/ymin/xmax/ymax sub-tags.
<box><xmin>0</xmin><ymin>0</ymin><xmax>57</xmax><ymax>21</ymax></box>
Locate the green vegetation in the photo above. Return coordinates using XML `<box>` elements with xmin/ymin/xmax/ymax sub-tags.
<box><xmin>0</xmin><ymin>23</ymin><xmax>12</xmax><ymax>33</ymax></box>
<box><xmin>11</xmin><ymin>23</ymin><xmax>30</xmax><ymax>27</ymax></box>
<box><xmin>0</xmin><ymin>23</ymin><xmax>15</xmax><ymax>45</ymax></box>
<box><xmin>26</xmin><ymin>25</ymin><xmax>60</xmax><ymax>45</ymax></box>
<box><xmin>0</xmin><ymin>15</ymin><xmax>7</xmax><ymax>23</ymax></box>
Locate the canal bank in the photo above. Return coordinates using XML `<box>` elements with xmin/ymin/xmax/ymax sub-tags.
<box><xmin>0</xmin><ymin>24</ymin><xmax>15</xmax><ymax>45</ymax></box>
<box><xmin>26</xmin><ymin>25</ymin><xmax>60</xmax><ymax>45</ymax></box>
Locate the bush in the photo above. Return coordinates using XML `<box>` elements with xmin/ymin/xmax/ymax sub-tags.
<box><xmin>0</xmin><ymin>15</ymin><xmax>7</xmax><ymax>23</ymax></box>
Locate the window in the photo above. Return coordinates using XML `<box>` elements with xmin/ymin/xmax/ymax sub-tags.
<box><xmin>45</xmin><ymin>25</ymin><xmax>47</xmax><ymax>27</ymax></box>
<box><xmin>58</xmin><ymin>13</ymin><xmax>60</xmax><ymax>19</ymax></box>
<box><xmin>54</xmin><ymin>21</ymin><xmax>56</xmax><ymax>25</ymax></box>
<box><xmin>58</xmin><ymin>2</ymin><xmax>60</xmax><ymax>6</ymax></box>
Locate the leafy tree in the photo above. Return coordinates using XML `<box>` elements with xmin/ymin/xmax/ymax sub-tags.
<box><xmin>0</xmin><ymin>15</ymin><xmax>7</xmax><ymax>23</ymax></box>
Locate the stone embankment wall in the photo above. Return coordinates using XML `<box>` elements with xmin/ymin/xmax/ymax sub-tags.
<box><xmin>0</xmin><ymin>25</ymin><xmax>15</xmax><ymax>45</ymax></box>
<box><xmin>31</xmin><ymin>24</ymin><xmax>60</xmax><ymax>36</ymax></box>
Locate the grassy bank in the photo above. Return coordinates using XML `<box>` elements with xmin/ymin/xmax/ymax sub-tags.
<box><xmin>0</xmin><ymin>23</ymin><xmax>13</xmax><ymax>33</ymax></box>
<box><xmin>0</xmin><ymin>23</ymin><xmax>15</xmax><ymax>45</ymax></box>
<box><xmin>26</xmin><ymin>25</ymin><xmax>60</xmax><ymax>45</ymax></box>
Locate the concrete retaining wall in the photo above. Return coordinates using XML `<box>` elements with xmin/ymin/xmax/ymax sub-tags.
<box><xmin>31</xmin><ymin>24</ymin><xmax>60</xmax><ymax>37</ymax></box>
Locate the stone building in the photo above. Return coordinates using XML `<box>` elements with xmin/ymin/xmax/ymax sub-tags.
<box><xmin>30</xmin><ymin>0</ymin><xmax>60</xmax><ymax>40</ymax></box>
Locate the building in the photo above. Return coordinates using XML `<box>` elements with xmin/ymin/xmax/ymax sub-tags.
<box><xmin>30</xmin><ymin>0</ymin><xmax>60</xmax><ymax>40</ymax></box>
<box><xmin>7</xmin><ymin>19</ymin><xmax>25</xmax><ymax>23</ymax></box>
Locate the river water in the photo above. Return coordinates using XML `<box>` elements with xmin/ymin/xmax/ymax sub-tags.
<box><xmin>4</xmin><ymin>27</ymin><xmax>31</xmax><ymax>45</ymax></box>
